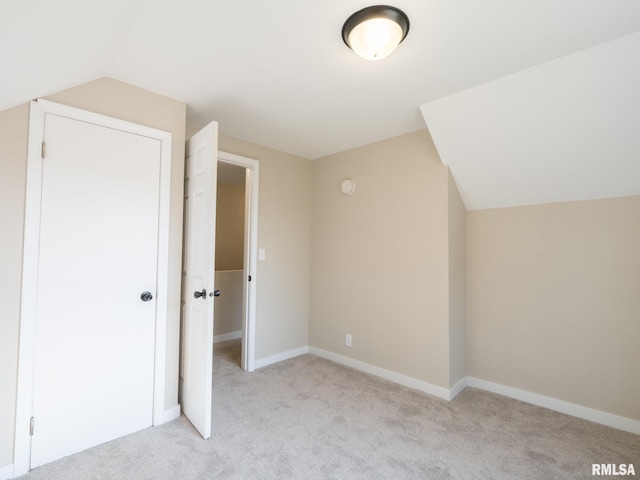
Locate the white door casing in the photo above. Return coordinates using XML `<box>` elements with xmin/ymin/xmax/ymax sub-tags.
<box><xmin>180</xmin><ymin>122</ymin><xmax>218</xmax><ymax>439</ymax></box>
<box><xmin>14</xmin><ymin>100</ymin><xmax>173</xmax><ymax>476</ymax></box>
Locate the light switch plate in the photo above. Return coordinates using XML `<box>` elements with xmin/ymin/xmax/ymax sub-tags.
<box><xmin>258</xmin><ymin>248</ymin><xmax>266</xmax><ymax>261</ymax></box>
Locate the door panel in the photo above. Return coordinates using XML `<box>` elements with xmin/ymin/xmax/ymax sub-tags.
<box><xmin>31</xmin><ymin>113</ymin><xmax>161</xmax><ymax>468</ymax></box>
<box><xmin>180</xmin><ymin>122</ymin><xmax>218</xmax><ymax>439</ymax></box>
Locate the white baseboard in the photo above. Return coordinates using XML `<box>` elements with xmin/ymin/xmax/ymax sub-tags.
<box><xmin>157</xmin><ymin>404</ymin><xmax>181</xmax><ymax>425</ymax></box>
<box><xmin>247</xmin><ymin>345</ymin><xmax>640</xmax><ymax>435</ymax></box>
<box><xmin>467</xmin><ymin>377</ymin><xmax>640</xmax><ymax>435</ymax></box>
<box><xmin>308</xmin><ymin>347</ymin><xmax>457</xmax><ymax>401</ymax></box>
<box><xmin>253</xmin><ymin>346</ymin><xmax>309</xmax><ymax>370</ymax></box>
<box><xmin>0</xmin><ymin>463</ymin><xmax>13</xmax><ymax>480</ymax></box>
<box><xmin>449</xmin><ymin>376</ymin><xmax>468</xmax><ymax>400</ymax></box>
<box><xmin>213</xmin><ymin>330</ymin><xmax>242</xmax><ymax>343</ymax></box>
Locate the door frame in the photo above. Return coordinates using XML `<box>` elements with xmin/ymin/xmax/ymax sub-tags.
<box><xmin>218</xmin><ymin>151</ymin><xmax>259</xmax><ymax>372</ymax></box>
<box><xmin>13</xmin><ymin>99</ymin><xmax>173</xmax><ymax>476</ymax></box>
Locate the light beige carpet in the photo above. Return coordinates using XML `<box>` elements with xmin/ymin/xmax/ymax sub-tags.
<box><xmin>20</xmin><ymin>340</ymin><xmax>639</xmax><ymax>479</ymax></box>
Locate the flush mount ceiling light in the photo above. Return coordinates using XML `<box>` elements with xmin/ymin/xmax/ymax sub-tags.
<box><xmin>342</xmin><ymin>5</ymin><xmax>410</xmax><ymax>61</ymax></box>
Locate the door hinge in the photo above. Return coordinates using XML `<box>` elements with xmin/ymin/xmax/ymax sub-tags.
<box><xmin>41</xmin><ymin>140</ymin><xmax>46</xmax><ymax>159</ymax></box>
<box><xmin>30</xmin><ymin>417</ymin><xmax>34</xmax><ymax>436</ymax></box>
<box><xmin>248</xmin><ymin>275</ymin><xmax>252</xmax><ymax>282</ymax></box>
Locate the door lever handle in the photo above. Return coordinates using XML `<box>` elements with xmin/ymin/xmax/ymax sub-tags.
<box><xmin>194</xmin><ymin>289</ymin><xmax>206</xmax><ymax>299</ymax></box>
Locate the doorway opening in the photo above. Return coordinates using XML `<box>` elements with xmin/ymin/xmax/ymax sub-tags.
<box><xmin>217</xmin><ymin>151</ymin><xmax>259</xmax><ymax>373</ymax></box>
<box><xmin>213</xmin><ymin>161</ymin><xmax>247</xmax><ymax>366</ymax></box>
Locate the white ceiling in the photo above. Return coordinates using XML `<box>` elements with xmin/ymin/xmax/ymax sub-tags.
<box><xmin>2</xmin><ymin>0</ymin><xmax>640</xmax><ymax>209</ymax></box>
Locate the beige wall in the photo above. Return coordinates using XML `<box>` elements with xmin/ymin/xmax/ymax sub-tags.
<box><xmin>0</xmin><ymin>104</ymin><xmax>29</xmax><ymax>467</ymax></box>
<box><xmin>448</xmin><ymin>171</ymin><xmax>467</xmax><ymax>386</ymax></box>
<box><xmin>0</xmin><ymin>78</ymin><xmax>186</xmax><ymax>468</ymax></box>
<box><xmin>213</xmin><ymin>270</ymin><xmax>243</xmax><ymax>336</ymax></box>
<box><xmin>310</xmin><ymin>130</ymin><xmax>454</xmax><ymax>388</ymax></box>
<box><xmin>215</xmin><ymin>134</ymin><xmax>312</xmax><ymax>360</ymax></box>
<box><xmin>4</xmin><ymin>74</ymin><xmax>634</xmax><ymax>469</ymax></box>
<box><xmin>215</xmin><ymin>183</ymin><xmax>245</xmax><ymax>271</ymax></box>
<box><xmin>467</xmin><ymin>196</ymin><xmax>640</xmax><ymax>420</ymax></box>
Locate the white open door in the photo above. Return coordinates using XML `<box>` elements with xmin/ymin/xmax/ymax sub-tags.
<box><xmin>180</xmin><ymin>122</ymin><xmax>218</xmax><ymax>439</ymax></box>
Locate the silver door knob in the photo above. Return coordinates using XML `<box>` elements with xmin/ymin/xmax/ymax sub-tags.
<box><xmin>140</xmin><ymin>291</ymin><xmax>153</xmax><ymax>302</ymax></box>
<box><xmin>194</xmin><ymin>289</ymin><xmax>206</xmax><ymax>299</ymax></box>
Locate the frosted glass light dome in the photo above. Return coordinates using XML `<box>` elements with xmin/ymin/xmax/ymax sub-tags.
<box><xmin>342</xmin><ymin>6</ymin><xmax>410</xmax><ymax>61</ymax></box>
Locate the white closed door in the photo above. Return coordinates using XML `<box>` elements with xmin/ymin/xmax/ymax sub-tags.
<box><xmin>31</xmin><ymin>112</ymin><xmax>161</xmax><ymax>468</ymax></box>
<box><xmin>180</xmin><ymin>122</ymin><xmax>218</xmax><ymax>439</ymax></box>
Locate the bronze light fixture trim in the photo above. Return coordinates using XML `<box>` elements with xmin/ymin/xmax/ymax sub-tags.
<box><xmin>342</xmin><ymin>5</ymin><xmax>410</xmax><ymax>60</ymax></box>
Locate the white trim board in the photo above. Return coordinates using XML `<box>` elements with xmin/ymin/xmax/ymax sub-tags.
<box><xmin>449</xmin><ymin>377</ymin><xmax>468</xmax><ymax>400</ymax></box>
<box><xmin>467</xmin><ymin>377</ymin><xmax>640</xmax><ymax>435</ymax></box>
<box><xmin>203</xmin><ymin>338</ymin><xmax>640</xmax><ymax>436</ymax></box>
<box><xmin>253</xmin><ymin>346</ymin><xmax>310</xmax><ymax>370</ymax></box>
<box><xmin>214</xmin><ymin>330</ymin><xmax>242</xmax><ymax>343</ymax></box>
<box><xmin>306</xmin><ymin>349</ymin><xmax>640</xmax><ymax>434</ymax></box>
<box><xmin>0</xmin><ymin>464</ymin><xmax>13</xmax><ymax>480</ymax></box>
<box><xmin>160</xmin><ymin>405</ymin><xmax>182</xmax><ymax>425</ymax></box>
<box><xmin>308</xmin><ymin>347</ymin><xmax>461</xmax><ymax>401</ymax></box>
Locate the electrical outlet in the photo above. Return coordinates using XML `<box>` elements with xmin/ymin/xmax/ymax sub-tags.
<box><xmin>345</xmin><ymin>334</ymin><xmax>352</xmax><ymax>347</ymax></box>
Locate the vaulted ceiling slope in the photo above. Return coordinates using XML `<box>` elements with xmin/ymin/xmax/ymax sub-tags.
<box><xmin>2</xmin><ymin>1</ymin><xmax>639</xmax><ymax>209</ymax></box>
<box><xmin>421</xmin><ymin>31</ymin><xmax>640</xmax><ymax>210</ymax></box>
